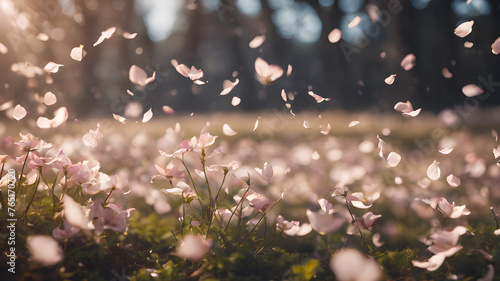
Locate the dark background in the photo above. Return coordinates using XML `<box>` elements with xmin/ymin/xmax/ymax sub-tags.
<box><xmin>0</xmin><ymin>0</ymin><xmax>499</xmax><ymax>119</ymax></box>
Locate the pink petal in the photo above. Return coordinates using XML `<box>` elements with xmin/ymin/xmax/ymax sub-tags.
<box><xmin>438</xmin><ymin>147</ymin><xmax>454</xmax><ymax>154</ymax></box>
<box><xmin>286</xmin><ymin>64</ymin><xmax>292</xmax><ymax>76</ymax></box>
<box><xmin>462</xmin><ymin>84</ymin><xmax>483</xmax><ymax>97</ymax></box>
<box><xmin>44</xmin><ymin>91</ymin><xmax>57</xmax><ymax>106</ymax></box>
<box><xmin>13</xmin><ymin>104</ymin><xmax>27</xmax><ymax>120</ymax></box>
<box><xmin>253</xmin><ymin>117</ymin><xmax>260</xmax><ymax>131</ymax></box>
<box><xmin>387</xmin><ymin>152</ymin><xmax>401</xmax><ymax>167</ymax></box>
<box><xmin>129</xmin><ymin>65</ymin><xmax>155</xmax><ymax>86</ymax></box>
<box><xmin>454</xmin><ymin>20</ymin><xmax>474</xmax><ymax>38</ymax></box>
<box><xmin>36</xmin><ymin>117</ymin><xmax>51</xmax><ymax>128</ymax></box>
<box><xmin>349</xmin><ymin>120</ymin><xmax>360</xmax><ymax>127</ymax></box>
<box><xmin>281</xmin><ymin>89</ymin><xmax>287</xmax><ymax>102</ymax></box>
<box><xmin>328</xmin><ymin>28</ymin><xmax>342</xmax><ymax>43</ymax></box>
<box><xmin>401</xmin><ymin>53</ymin><xmax>416</xmax><ymax>71</ymax></box>
<box><xmin>26</xmin><ymin>236</ymin><xmax>64</xmax><ymax>266</ymax></box>
<box><xmin>0</xmin><ymin>42</ymin><xmax>8</xmax><ymax>54</ymax></box>
<box><xmin>122</xmin><ymin>31</ymin><xmax>137</xmax><ymax>39</ymax></box>
<box><xmin>308</xmin><ymin>91</ymin><xmax>331</xmax><ymax>103</ymax></box>
<box><xmin>193</xmin><ymin>80</ymin><xmax>206</xmax><ymax>85</ymax></box>
<box><xmin>222</xmin><ymin>124</ymin><xmax>237</xmax><ymax>136</ymax></box>
<box><xmin>320</xmin><ymin>123</ymin><xmax>331</xmax><ymax>135</ymax></box>
<box><xmin>402</xmin><ymin>108</ymin><xmax>421</xmax><ymax>117</ymax></box>
<box><xmin>303</xmin><ymin>120</ymin><xmax>310</xmax><ymax>129</ymax></box>
<box><xmin>188</xmin><ymin>66</ymin><xmax>204</xmax><ymax>80</ymax></box>
<box><xmin>249</xmin><ymin>35</ymin><xmax>266</xmax><ymax>48</ymax></box>
<box><xmin>306</xmin><ymin>209</ymin><xmax>345</xmax><ymax>234</ymax></box>
<box><xmin>384</xmin><ymin>74</ymin><xmax>396</xmax><ymax>85</ymax></box>
<box><xmin>70</xmin><ymin>45</ymin><xmax>85</xmax><ymax>61</ymax></box>
<box><xmin>162</xmin><ymin>105</ymin><xmax>175</xmax><ymax>114</ymax></box>
<box><xmin>442</xmin><ymin>68</ymin><xmax>453</xmax><ymax>78</ymax></box>
<box><xmin>394</xmin><ymin>101</ymin><xmax>413</xmax><ymax>113</ymax></box>
<box><xmin>50</xmin><ymin>107</ymin><xmax>69</xmax><ymax>127</ymax></box>
<box><xmin>220</xmin><ymin>78</ymin><xmax>239</xmax><ymax>95</ymax></box>
<box><xmin>348</xmin><ymin>16</ymin><xmax>361</xmax><ymax>28</ymax></box>
<box><xmin>427</xmin><ymin>160</ymin><xmax>441</xmax><ymax>180</ymax></box>
<box><xmin>126</xmin><ymin>90</ymin><xmax>134</xmax><ymax>96</ymax></box>
<box><xmin>112</xmin><ymin>113</ymin><xmax>126</xmax><ymax>124</ymax></box>
<box><xmin>142</xmin><ymin>108</ymin><xmax>153</xmax><ymax>123</ymax></box>
<box><xmin>63</xmin><ymin>196</ymin><xmax>94</xmax><ymax>230</ymax></box>
<box><xmin>491</xmin><ymin>37</ymin><xmax>500</xmax><ymax>55</ymax></box>
<box><xmin>175</xmin><ymin>64</ymin><xmax>190</xmax><ymax>77</ymax></box>
<box><xmin>446</xmin><ymin>174</ymin><xmax>461</xmax><ymax>187</ymax></box>
<box><xmin>44</xmin><ymin>62</ymin><xmax>64</xmax><ymax>73</ymax></box>
<box><xmin>93</xmin><ymin>27</ymin><xmax>116</xmax><ymax>46</ymax></box>
<box><xmin>231</xmin><ymin>96</ymin><xmax>241</xmax><ymax>106</ymax></box>
<box><xmin>464</xmin><ymin>41</ymin><xmax>474</xmax><ymax>48</ymax></box>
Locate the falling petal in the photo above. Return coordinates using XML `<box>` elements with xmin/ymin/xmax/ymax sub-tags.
<box><xmin>446</xmin><ymin>174</ymin><xmax>461</xmax><ymax>187</ymax></box>
<box><xmin>122</xmin><ymin>31</ymin><xmax>137</xmax><ymax>39</ymax></box>
<box><xmin>142</xmin><ymin>108</ymin><xmax>153</xmax><ymax>123</ymax></box>
<box><xmin>320</xmin><ymin>123</ymin><xmax>331</xmax><ymax>135</ymax></box>
<box><xmin>427</xmin><ymin>160</ymin><xmax>441</xmax><ymax>180</ymax></box>
<box><xmin>44</xmin><ymin>62</ymin><xmax>64</xmax><ymax>73</ymax></box>
<box><xmin>454</xmin><ymin>20</ymin><xmax>474</xmax><ymax>38</ymax></box>
<box><xmin>249</xmin><ymin>35</ymin><xmax>266</xmax><ymax>48</ymax></box>
<box><xmin>255</xmin><ymin>57</ymin><xmax>283</xmax><ymax>85</ymax></box>
<box><xmin>36</xmin><ymin>33</ymin><xmax>50</xmax><ymax>41</ymax></box>
<box><xmin>162</xmin><ymin>105</ymin><xmax>175</xmax><ymax>114</ymax></box>
<box><xmin>63</xmin><ymin>196</ymin><xmax>94</xmax><ymax>231</ymax></box>
<box><xmin>308</xmin><ymin>91</ymin><xmax>330</xmax><ymax>103</ymax></box>
<box><xmin>394</xmin><ymin>101</ymin><xmax>413</xmax><ymax>113</ymax></box>
<box><xmin>44</xmin><ymin>92</ymin><xmax>57</xmax><ymax>106</ymax></box>
<box><xmin>126</xmin><ymin>90</ymin><xmax>134</xmax><ymax>96</ymax></box>
<box><xmin>0</xmin><ymin>42</ymin><xmax>8</xmax><ymax>54</ymax></box>
<box><xmin>50</xmin><ymin>107</ymin><xmax>68</xmax><ymax>127</ymax></box>
<box><xmin>491</xmin><ymin>37</ymin><xmax>500</xmax><ymax>55</ymax></box>
<box><xmin>402</xmin><ymin>108</ymin><xmax>421</xmax><ymax>117</ymax></box>
<box><xmin>223</xmin><ymin>124</ymin><xmax>237</xmax><ymax>136</ymax></box>
<box><xmin>401</xmin><ymin>54</ymin><xmax>416</xmax><ymax>71</ymax></box>
<box><xmin>387</xmin><ymin>152</ymin><xmax>401</xmax><ymax>167</ymax></box>
<box><xmin>303</xmin><ymin>120</ymin><xmax>310</xmax><ymax>129</ymax></box>
<box><xmin>26</xmin><ymin>236</ymin><xmax>64</xmax><ymax>266</ymax></box>
<box><xmin>384</xmin><ymin>74</ymin><xmax>396</xmax><ymax>85</ymax></box>
<box><xmin>286</xmin><ymin>64</ymin><xmax>292</xmax><ymax>76</ymax></box>
<box><xmin>348</xmin><ymin>16</ymin><xmax>361</xmax><ymax>28</ymax></box>
<box><xmin>442</xmin><ymin>68</ymin><xmax>453</xmax><ymax>78</ymax></box>
<box><xmin>439</xmin><ymin>147</ymin><xmax>454</xmax><ymax>154</ymax></box>
<box><xmin>193</xmin><ymin>80</ymin><xmax>206</xmax><ymax>85</ymax></box>
<box><xmin>93</xmin><ymin>27</ymin><xmax>116</xmax><ymax>46</ymax></box>
<box><xmin>36</xmin><ymin>117</ymin><xmax>51</xmax><ymax>129</ymax></box>
<box><xmin>129</xmin><ymin>65</ymin><xmax>156</xmax><ymax>86</ymax></box>
<box><xmin>70</xmin><ymin>45</ymin><xmax>86</xmax><ymax>61</ymax></box>
<box><xmin>462</xmin><ymin>84</ymin><xmax>483</xmax><ymax>97</ymax></box>
<box><xmin>464</xmin><ymin>41</ymin><xmax>473</xmax><ymax>48</ymax></box>
<box><xmin>328</xmin><ymin>28</ymin><xmax>342</xmax><ymax>43</ymax></box>
<box><xmin>253</xmin><ymin>117</ymin><xmax>260</xmax><ymax>131</ymax></box>
<box><xmin>349</xmin><ymin>121</ymin><xmax>360</xmax><ymax>127</ymax></box>
<box><xmin>466</xmin><ymin>0</ymin><xmax>472</xmax><ymax>3</ymax></box>
<box><xmin>82</xmin><ymin>123</ymin><xmax>103</xmax><ymax>148</ymax></box>
<box><xmin>220</xmin><ymin>78</ymin><xmax>239</xmax><ymax>95</ymax></box>
<box><xmin>13</xmin><ymin>104</ymin><xmax>27</xmax><ymax>120</ymax></box>
<box><xmin>113</xmin><ymin>113</ymin><xmax>126</xmax><ymax>123</ymax></box>
<box><xmin>0</xmin><ymin>100</ymin><xmax>13</xmax><ymax>111</ymax></box>
<box><xmin>231</xmin><ymin>96</ymin><xmax>241</xmax><ymax>106</ymax></box>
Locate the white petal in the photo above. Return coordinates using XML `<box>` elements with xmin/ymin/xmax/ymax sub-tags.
<box><xmin>44</xmin><ymin>91</ymin><xmax>57</xmax><ymax>106</ymax></box>
<box><xmin>122</xmin><ymin>31</ymin><xmax>137</xmax><ymax>39</ymax></box>
<box><xmin>36</xmin><ymin>117</ymin><xmax>51</xmax><ymax>128</ymax></box>
<box><xmin>394</xmin><ymin>101</ymin><xmax>413</xmax><ymax>113</ymax></box>
<box><xmin>328</xmin><ymin>28</ymin><xmax>342</xmax><ymax>43</ymax></box>
<box><xmin>438</xmin><ymin>147</ymin><xmax>454</xmax><ymax>154</ymax></box>
<box><xmin>70</xmin><ymin>45</ymin><xmax>85</xmax><ymax>61</ymax></box>
<box><xmin>464</xmin><ymin>41</ymin><xmax>474</xmax><ymax>48</ymax></box>
<box><xmin>253</xmin><ymin>117</ymin><xmax>260</xmax><ymax>131</ymax></box>
<box><xmin>384</xmin><ymin>74</ymin><xmax>396</xmax><ymax>85</ymax></box>
<box><xmin>281</xmin><ymin>89</ymin><xmax>287</xmax><ymax>102</ymax></box>
<box><xmin>142</xmin><ymin>108</ymin><xmax>153</xmax><ymax>122</ymax></box>
<box><xmin>387</xmin><ymin>152</ymin><xmax>401</xmax><ymax>167</ymax></box>
<box><xmin>402</xmin><ymin>108</ymin><xmax>421</xmax><ymax>117</ymax></box>
<box><xmin>446</xmin><ymin>174</ymin><xmax>461</xmax><ymax>187</ymax></box>
<box><xmin>50</xmin><ymin>107</ymin><xmax>68</xmax><ymax>128</ymax></box>
<box><xmin>349</xmin><ymin>120</ymin><xmax>360</xmax><ymax>127</ymax></box>
<box><xmin>0</xmin><ymin>42</ymin><xmax>8</xmax><ymax>54</ymax></box>
<box><xmin>454</xmin><ymin>20</ymin><xmax>474</xmax><ymax>38</ymax></box>
<box><xmin>27</xmin><ymin>236</ymin><xmax>64</xmax><ymax>266</ymax></box>
<box><xmin>162</xmin><ymin>105</ymin><xmax>175</xmax><ymax>114</ymax></box>
<box><xmin>249</xmin><ymin>35</ymin><xmax>266</xmax><ymax>48</ymax></box>
<box><xmin>303</xmin><ymin>120</ymin><xmax>310</xmax><ymax>129</ymax></box>
<box><xmin>13</xmin><ymin>104</ymin><xmax>27</xmax><ymax>120</ymax></box>
<box><xmin>462</xmin><ymin>84</ymin><xmax>483</xmax><ymax>97</ymax></box>
<box><xmin>231</xmin><ymin>96</ymin><xmax>241</xmax><ymax>106</ymax></box>
<box><xmin>320</xmin><ymin>123</ymin><xmax>331</xmax><ymax>135</ymax></box>
<box><xmin>112</xmin><ymin>113</ymin><xmax>126</xmax><ymax>123</ymax></box>
<box><xmin>442</xmin><ymin>68</ymin><xmax>453</xmax><ymax>78</ymax></box>
<box><xmin>222</xmin><ymin>124</ymin><xmax>237</xmax><ymax>136</ymax></box>
<box><xmin>308</xmin><ymin>91</ymin><xmax>330</xmax><ymax>103</ymax></box>
<box><xmin>93</xmin><ymin>27</ymin><xmax>116</xmax><ymax>46</ymax></box>
<box><xmin>220</xmin><ymin>78</ymin><xmax>239</xmax><ymax>95</ymax></box>
<box><xmin>427</xmin><ymin>160</ymin><xmax>441</xmax><ymax>180</ymax></box>
<box><xmin>286</xmin><ymin>64</ymin><xmax>292</xmax><ymax>76</ymax></box>
<box><xmin>44</xmin><ymin>62</ymin><xmax>64</xmax><ymax>73</ymax></box>
<box><xmin>63</xmin><ymin>196</ymin><xmax>94</xmax><ymax>230</ymax></box>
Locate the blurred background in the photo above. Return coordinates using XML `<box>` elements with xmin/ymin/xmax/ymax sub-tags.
<box><xmin>0</xmin><ymin>0</ymin><xmax>499</xmax><ymax>119</ymax></box>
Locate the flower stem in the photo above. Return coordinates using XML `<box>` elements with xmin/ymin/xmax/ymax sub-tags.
<box><xmin>15</xmin><ymin>150</ymin><xmax>30</xmax><ymax>196</ymax></box>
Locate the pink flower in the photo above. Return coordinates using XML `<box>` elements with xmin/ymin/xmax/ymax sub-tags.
<box><xmin>346</xmin><ymin>192</ymin><xmax>373</xmax><ymax>209</ymax></box>
<box><xmin>254</xmin><ymin>57</ymin><xmax>283</xmax><ymax>85</ymax></box>
<box><xmin>151</xmin><ymin>161</ymin><xmax>185</xmax><ymax>182</ymax></box>
<box><xmin>15</xmin><ymin>133</ymin><xmax>52</xmax><ymax>151</ymax></box>
<box><xmin>88</xmin><ymin>199</ymin><xmax>132</xmax><ymax>235</ymax></box>
<box><xmin>359</xmin><ymin>212</ymin><xmax>381</xmax><ymax>231</ymax></box>
<box><xmin>276</xmin><ymin>215</ymin><xmax>312</xmax><ymax>236</ymax></box>
<box><xmin>255</xmin><ymin>162</ymin><xmax>273</xmax><ymax>183</ymax></box>
<box><xmin>437</xmin><ymin>197</ymin><xmax>470</xmax><ymax>219</ymax></box>
<box><xmin>306</xmin><ymin>209</ymin><xmax>346</xmax><ymax>234</ymax></box>
<box><xmin>82</xmin><ymin>123</ymin><xmax>103</xmax><ymax>148</ymax></box>
<box><xmin>52</xmin><ymin>220</ymin><xmax>80</xmax><ymax>240</ymax></box>
<box><xmin>176</xmin><ymin>234</ymin><xmax>212</xmax><ymax>261</ymax></box>
<box><xmin>45</xmin><ymin>150</ymin><xmax>72</xmax><ymax>175</ymax></box>
<box><xmin>164</xmin><ymin>181</ymin><xmax>197</xmax><ymax>199</ymax></box>
<box><xmin>246</xmin><ymin>190</ymin><xmax>279</xmax><ymax>212</ymax></box>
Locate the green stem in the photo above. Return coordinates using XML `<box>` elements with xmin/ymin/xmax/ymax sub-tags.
<box><xmin>21</xmin><ymin>167</ymin><xmax>41</xmax><ymax>220</ymax></box>
<box><xmin>345</xmin><ymin>198</ymin><xmax>364</xmax><ymax>249</ymax></box>
<box><xmin>236</xmin><ymin>213</ymin><xmax>266</xmax><ymax>248</ymax></box>
<box><xmin>15</xmin><ymin>150</ymin><xmax>30</xmax><ymax>195</ymax></box>
<box><xmin>181</xmin><ymin>154</ymin><xmax>204</xmax><ymax>218</ymax></box>
<box><xmin>225</xmin><ymin>184</ymin><xmax>251</xmax><ymax>233</ymax></box>
<box><xmin>214</xmin><ymin>172</ymin><xmax>227</xmax><ymax>206</ymax></box>
<box><xmin>255</xmin><ymin>229</ymin><xmax>284</xmax><ymax>255</ymax></box>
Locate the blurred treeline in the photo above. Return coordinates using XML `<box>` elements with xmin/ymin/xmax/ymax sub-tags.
<box><xmin>0</xmin><ymin>0</ymin><xmax>499</xmax><ymax>119</ymax></box>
